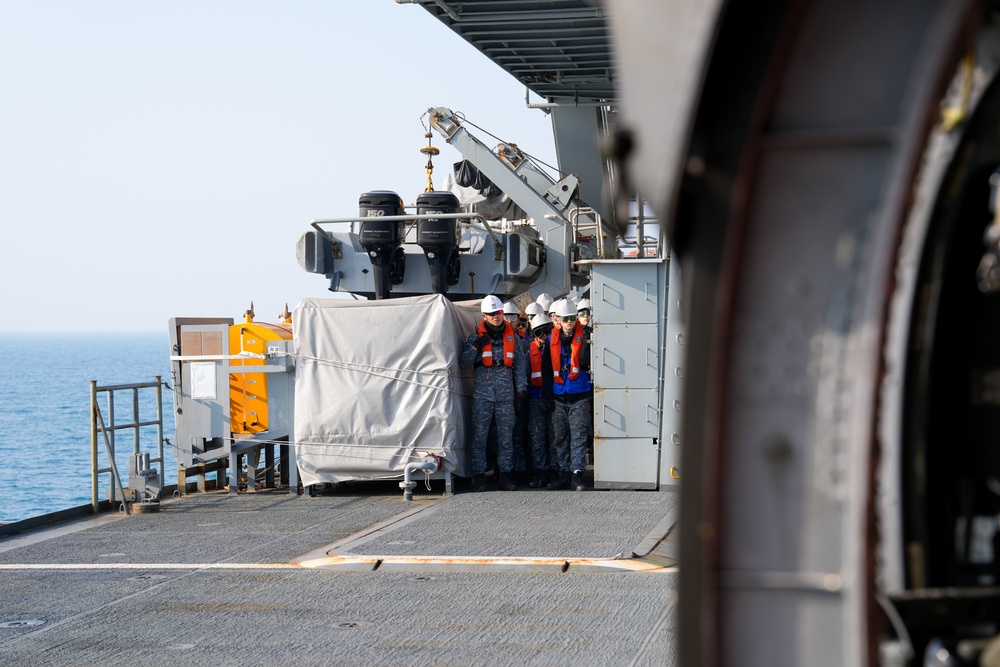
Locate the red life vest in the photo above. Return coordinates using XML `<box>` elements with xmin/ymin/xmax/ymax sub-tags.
<box><xmin>529</xmin><ymin>339</ymin><xmax>545</xmax><ymax>387</ymax></box>
<box><xmin>476</xmin><ymin>321</ymin><xmax>516</xmax><ymax>367</ymax></box>
<box><xmin>550</xmin><ymin>323</ymin><xmax>583</xmax><ymax>384</ymax></box>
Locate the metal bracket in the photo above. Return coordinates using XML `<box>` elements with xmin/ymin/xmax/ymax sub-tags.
<box><xmin>546</xmin><ymin>175</ymin><xmax>580</xmax><ymax>208</ymax></box>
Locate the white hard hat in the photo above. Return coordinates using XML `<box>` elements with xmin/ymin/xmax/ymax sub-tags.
<box><xmin>524</xmin><ymin>302</ymin><xmax>544</xmax><ymax>316</ymax></box>
<box><xmin>530</xmin><ymin>314</ymin><xmax>550</xmax><ymax>331</ymax></box>
<box><xmin>481</xmin><ymin>294</ymin><xmax>504</xmax><ymax>313</ymax></box>
<box><xmin>536</xmin><ymin>294</ymin><xmax>553</xmax><ymax>312</ymax></box>
<box><xmin>502</xmin><ymin>301</ymin><xmax>520</xmax><ymax>316</ymax></box>
<box><xmin>576</xmin><ymin>298</ymin><xmax>592</xmax><ymax>310</ymax></box>
<box><xmin>555</xmin><ymin>299</ymin><xmax>577</xmax><ymax>318</ymax></box>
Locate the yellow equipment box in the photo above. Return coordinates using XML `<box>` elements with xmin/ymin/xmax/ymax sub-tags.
<box><xmin>229</xmin><ymin>319</ymin><xmax>292</xmax><ymax>435</ymax></box>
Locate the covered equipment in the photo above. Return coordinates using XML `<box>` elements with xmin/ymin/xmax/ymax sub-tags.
<box><xmin>293</xmin><ymin>294</ymin><xmax>478</xmax><ymax>485</ymax></box>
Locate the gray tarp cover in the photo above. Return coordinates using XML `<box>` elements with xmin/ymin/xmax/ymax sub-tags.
<box><xmin>293</xmin><ymin>294</ymin><xmax>478</xmax><ymax>484</ymax></box>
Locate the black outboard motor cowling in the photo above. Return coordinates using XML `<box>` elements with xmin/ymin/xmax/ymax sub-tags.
<box><xmin>359</xmin><ymin>191</ymin><xmax>407</xmax><ymax>299</ymax></box>
<box><xmin>416</xmin><ymin>191</ymin><xmax>461</xmax><ymax>294</ymax></box>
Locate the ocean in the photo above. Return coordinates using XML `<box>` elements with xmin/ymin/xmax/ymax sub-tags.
<box><xmin>0</xmin><ymin>332</ymin><xmax>176</xmax><ymax>523</ymax></box>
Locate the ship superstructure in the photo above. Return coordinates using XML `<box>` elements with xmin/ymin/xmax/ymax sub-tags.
<box><xmin>166</xmin><ymin>1</ymin><xmax>682</xmax><ymax>498</ymax></box>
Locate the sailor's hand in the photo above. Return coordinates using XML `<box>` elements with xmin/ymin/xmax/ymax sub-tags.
<box><xmin>472</xmin><ymin>335</ymin><xmax>491</xmax><ymax>350</ymax></box>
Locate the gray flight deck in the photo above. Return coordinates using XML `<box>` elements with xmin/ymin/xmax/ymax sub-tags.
<box><xmin>0</xmin><ymin>483</ymin><xmax>678</xmax><ymax>666</ymax></box>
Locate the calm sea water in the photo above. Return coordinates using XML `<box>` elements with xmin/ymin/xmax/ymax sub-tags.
<box><xmin>0</xmin><ymin>332</ymin><xmax>176</xmax><ymax>523</ymax></box>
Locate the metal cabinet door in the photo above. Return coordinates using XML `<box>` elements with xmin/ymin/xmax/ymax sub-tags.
<box><xmin>592</xmin><ymin>323</ymin><xmax>659</xmax><ymax>389</ymax></box>
<box><xmin>594</xmin><ymin>437</ymin><xmax>659</xmax><ymax>489</ymax></box>
<box><xmin>594</xmin><ymin>387</ymin><xmax>660</xmax><ymax>438</ymax></box>
<box><xmin>590</xmin><ymin>259</ymin><xmax>662</xmax><ymax>325</ymax></box>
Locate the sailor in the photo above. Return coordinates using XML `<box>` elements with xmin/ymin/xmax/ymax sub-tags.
<box><xmin>526</xmin><ymin>313</ymin><xmax>555</xmax><ymax>488</ymax></box>
<box><xmin>536</xmin><ymin>293</ymin><xmax>554</xmax><ymax>323</ymax></box>
<box><xmin>502</xmin><ymin>301</ymin><xmax>527</xmax><ymax>339</ymax></box>
<box><xmin>547</xmin><ymin>298</ymin><xmax>592</xmax><ymax>491</ymax></box>
<box><xmin>547</xmin><ymin>297</ymin><xmax>565</xmax><ymax>326</ymax></box>
<box><xmin>502</xmin><ymin>300</ymin><xmax>529</xmax><ymax>480</ymax></box>
<box><xmin>523</xmin><ymin>302</ymin><xmax>544</xmax><ymax>336</ymax></box>
<box><xmin>460</xmin><ymin>294</ymin><xmax>528</xmax><ymax>491</ymax></box>
<box><xmin>524</xmin><ymin>301</ymin><xmax>545</xmax><ymax>319</ymax></box>
<box><xmin>576</xmin><ymin>298</ymin><xmax>592</xmax><ymax>338</ymax></box>
<box><xmin>575</xmin><ymin>297</ymin><xmax>595</xmax><ymax>468</ymax></box>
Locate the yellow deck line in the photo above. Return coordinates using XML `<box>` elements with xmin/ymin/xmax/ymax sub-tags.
<box><xmin>298</xmin><ymin>554</ymin><xmax>677</xmax><ymax>573</ymax></box>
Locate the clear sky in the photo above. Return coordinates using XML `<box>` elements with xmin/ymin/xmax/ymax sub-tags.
<box><xmin>0</xmin><ymin>0</ymin><xmax>557</xmax><ymax>332</ymax></box>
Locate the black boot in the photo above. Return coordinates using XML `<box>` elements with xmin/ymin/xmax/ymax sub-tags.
<box><xmin>499</xmin><ymin>472</ymin><xmax>517</xmax><ymax>491</ymax></box>
<box><xmin>547</xmin><ymin>470</ymin><xmax>570</xmax><ymax>490</ymax></box>
<box><xmin>572</xmin><ymin>470</ymin><xmax>587</xmax><ymax>492</ymax></box>
<box><xmin>528</xmin><ymin>472</ymin><xmax>545</xmax><ymax>488</ymax></box>
<box><xmin>472</xmin><ymin>474</ymin><xmax>487</xmax><ymax>492</ymax></box>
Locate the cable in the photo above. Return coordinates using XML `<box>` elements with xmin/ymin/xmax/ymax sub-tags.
<box><xmin>462</xmin><ymin>115</ymin><xmax>565</xmax><ymax>177</ymax></box>
<box><xmin>446</xmin><ymin>112</ymin><xmax>566</xmax><ymax>179</ymax></box>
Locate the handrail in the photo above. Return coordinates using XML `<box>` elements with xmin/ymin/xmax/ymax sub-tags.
<box><xmin>89</xmin><ymin>377</ymin><xmax>165</xmax><ymax>514</ymax></box>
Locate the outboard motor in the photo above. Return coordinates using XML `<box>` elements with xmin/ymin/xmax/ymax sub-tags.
<box><xmin>416</xmin><ymin>191</ymin><xmax>461</xmax><ymax>294</ymax></box>
<box><xmin>358</xmin><ymin>191</ymin><xmax>407</xmax><ymax>299</ymax></box>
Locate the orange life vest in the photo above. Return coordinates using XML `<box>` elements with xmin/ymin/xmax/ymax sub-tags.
<box><xmin>476</xmin><ymin>321</ymin><xmax>516</xmax><ymax>367</ymax></box>
<box><xmin>550</xmin><ymin>323</ymin><xmax>584</xmax><ymax>384</ymax></box>
<box><xmin>529</xmin><ymin>339</ymin><xmax>545</xmax><ymax>387</ymax></box>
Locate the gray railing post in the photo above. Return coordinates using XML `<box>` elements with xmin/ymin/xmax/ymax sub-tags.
<box><xmin>155</xmin><ymin>376</ymin><xmax>164</xmax><ymax>481</ymax></box>
<box><xmin>90</xmin><ymin>380</ymin><xmax>99</xmax><ymax>513</ymax></box>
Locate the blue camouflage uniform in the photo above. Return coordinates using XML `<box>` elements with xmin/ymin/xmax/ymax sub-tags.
<box><xmin>511</xmin><ymin>328</ymin><xmax>531</xmax><ymax>476</ymax></box>
<box><xmin>549</xmin><ymin>323</ymin><xmax>592</xmax><ymax>476</ymax></box>
<box><xmin>460</xmin><ymin>322</ymin><xmax>528</xmax><ymax>475</ymax></box>
<box><xmin>526</xmin><ymin>334</ymin><xmax>554</xmax><ymax>479</ymax></box>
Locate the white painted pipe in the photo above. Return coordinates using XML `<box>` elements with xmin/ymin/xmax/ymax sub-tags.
<box><xmin>400</xmin><ymin>457</ymin><xmax>440</xmax><ymax>501</ymax></box>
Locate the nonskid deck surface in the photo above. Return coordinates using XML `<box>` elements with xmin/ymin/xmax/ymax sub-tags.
<box><xmin>0</xmin><ymin>485</ymin><xmax>679</xmax><ymax>666</ymax></box>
